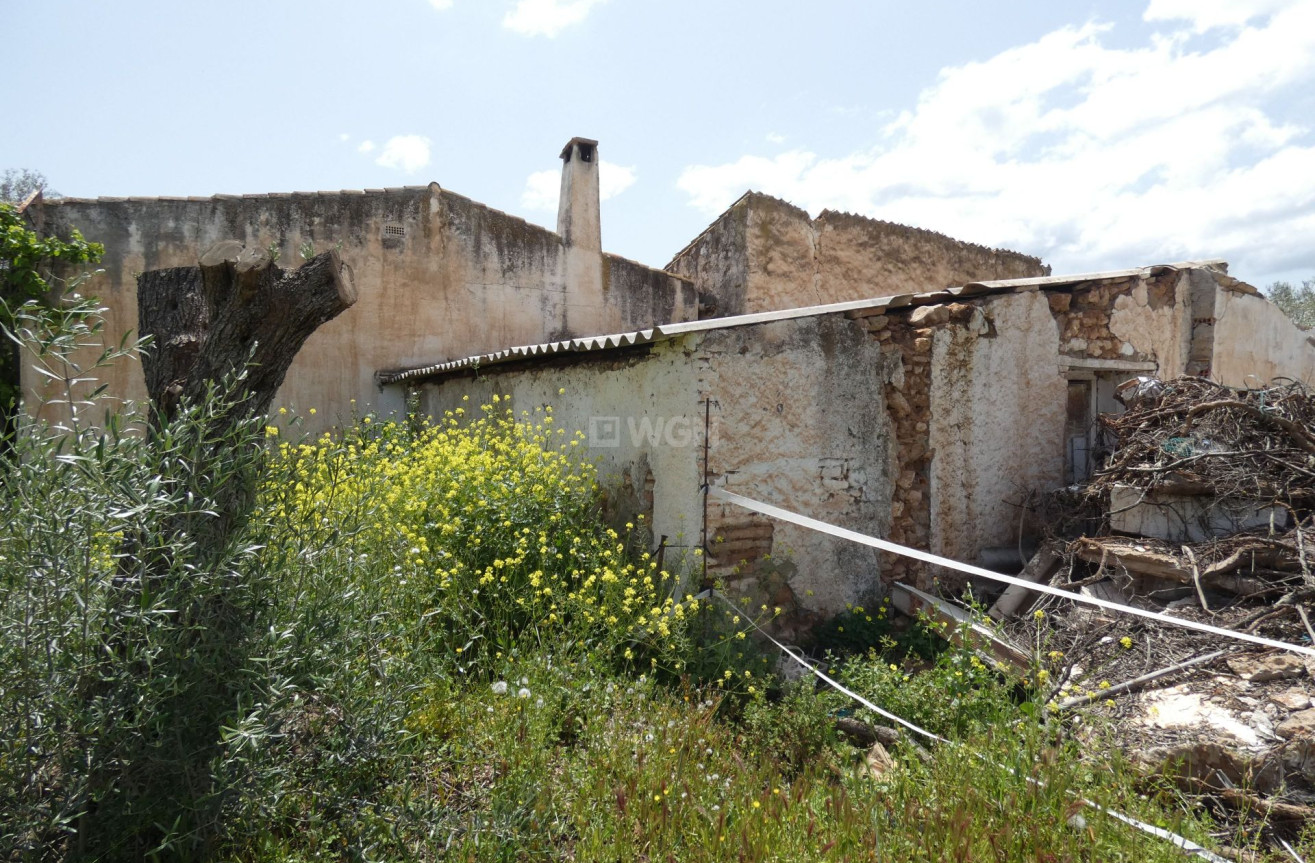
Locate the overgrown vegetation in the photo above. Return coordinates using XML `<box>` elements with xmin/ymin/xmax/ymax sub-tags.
<box><xmin>2</xmin><ymin>304</ymin><xmax>1307</xmax><ymax>861</ymax></box>
<box><xmin>0</xmin><ymin>169</ymin><xmax>56</xmax><ymax>205</ymax></box>
<box><xmin>0</xmin><ymin>200</ymin><xmax>103</xmax><ymax>442</ymax></box>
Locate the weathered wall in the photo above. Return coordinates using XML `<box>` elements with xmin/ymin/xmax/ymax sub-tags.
<box><xmin>411</xmin><ymin>312</ymin><xmax>895</xmax><ymax>633</ymax></box>
<box><xmin>1211</xmin><ymin>286</ymin><xmax>1315</xmax><ymax>387</ymax></box>
<box><xmin>667</xmin><ymin>192</ymin><xmax>1050</xmax><ymax>318</ymax></box>
<box><xmin>698</xmin><ymin>315</ymin><xmax>895</xmax><ymax>627</ymax></box>
<box><xmin>400</xmin><ymin>265</ymin><xmax>1315</xmax><ymax>631</ymax></box>
<box><xmin>664</xmin><ymin>197</ymin><xmax>749</xmax><ymax>318</ymax></box>
<box><xmin>414</xmin><ymin>341</ymin><xmax>705</xmax><ymax>578</ymax></box>
<box><xmin>1105</xmin><ymin>272</ymin><xmax>1194</xmax><ymax>374</ymax></box>
<box><xmin>28</xmin><ymin>186</ymin><xmax>695</xmax><ymax>433</ymax></box>
<box><xmin>927</xmin><ymin>291</ymin><xmax>1066</xmax><ymax>564</ymax></box>
<box><xmin>848</xmin><ymin>269</ymin><xmax>1206</xmax><ymax>589</ymax></box>
<box><xmin>812</xmin><ymin>209</ymin><xmax>1049</xmax><ymax>305</ymax></box>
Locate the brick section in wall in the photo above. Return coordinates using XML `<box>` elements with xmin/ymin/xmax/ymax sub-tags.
<box><xmin>708</xmin><ymin>518</ymin><xmax>775</xmax><ymax>570</ymax></box>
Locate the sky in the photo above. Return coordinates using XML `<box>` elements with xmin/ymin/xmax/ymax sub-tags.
<box><xmin>3</xmin><ymin>0</ymin><xmax>1314</xmax><ymax>288</ymax></box>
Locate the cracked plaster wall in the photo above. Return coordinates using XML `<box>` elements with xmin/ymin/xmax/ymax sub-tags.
<box><xmin>1211</xmin><ymin>288</ymin><xmax>1315</xmax><ymax>386</ymax></box>
<box><xmin>697</xmin><ymin>315</ymin><xmax>894</xmax><ymax>628</ymax></box>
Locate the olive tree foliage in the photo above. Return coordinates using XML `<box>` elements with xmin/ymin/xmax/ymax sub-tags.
<box><xmin>0</xmin><ymin>200</ymin><xmax>103</xmax><ymax>440</ymax></box>
<box><xmin>1267</xmin><ymin>277</ymin><xmax>1315</xmax><ymax>331</ymax></box>
<box><xmin>0</xmin><ymin>168</ymin><xmax>58</xmax><ymax>203</ymax></box>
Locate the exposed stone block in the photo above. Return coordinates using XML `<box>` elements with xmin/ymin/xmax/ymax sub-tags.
<box><xmin>909</xmin><ymin>304</ymin><xmax>950</xmax><ymax>326</ymax></box>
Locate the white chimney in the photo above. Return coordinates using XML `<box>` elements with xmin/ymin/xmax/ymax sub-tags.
<box><xmin>557</xmin><ymin>137</ymin><xmax>608</xmax><ymax>336</ymax></box>
<box><xmin>557</xmin><ymin>137</ymin><xmax>601</xmax><ymax>252</ymax></box>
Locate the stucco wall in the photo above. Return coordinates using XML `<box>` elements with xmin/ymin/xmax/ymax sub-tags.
<box><xmin>668</xmin><ymin>192</ymin><xmax>1050</xmax><ymax>317</ymax></box>
<box><xmin>414</xmin><ymin>341</ymin><xmax>705</xmax><ymax>579</ymax></box>
<box><xmin>28</xmin><ymin>186</ymin><xmax>695</xmax><ymax>433</ymax></box>
<box><xmin>1106</xmin><ymin>272</ymin><xmax>1194</xmax><ymax>376</ymax></box>
<box><xmin>698</xmin><ymin>315</ymin><xmax>895</xmax><ymax>623</ymax></box>
<box><xmin>927</xmin><ymin>291</ymin><xmax>1067</xmax><ymax>563</ymax></box>
<box><xmin>1211</xmin><ymin>287</ymin><xmax>1315</xmax><ymax>387</ymax></box>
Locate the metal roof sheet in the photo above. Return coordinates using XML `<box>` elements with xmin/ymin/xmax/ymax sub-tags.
<box><xmin>378</xmin><ymin>260</ymin><xmax>1236</xmax><ymax>386</ymax></box>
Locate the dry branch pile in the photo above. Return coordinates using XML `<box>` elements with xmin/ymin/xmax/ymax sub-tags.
<box><xmin>1089</xmin><ymin>376</ymin><xmax>1315</xmax><ymax>508</ymax></box>
<box><xmin>987</xmin><ymin>377</ymin><xmax>1315</xmax><ymax>840</ymax></box>
<box><xmin>1063</xmin><ymin>376</ymin><xmax>1315</xmax><ymax>604</ymax></box>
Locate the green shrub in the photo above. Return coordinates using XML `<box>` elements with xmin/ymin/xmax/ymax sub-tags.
<box><xmin>0</xmin><ymin>366</ymin><xmax>282</xmax><ymax>858</ymax></box>
<box><xmin>833</xmin><ymin>632</ymin><xmax>1016</xmax><ymax>739</ymax></box>
<box><xmin>738</xmin><ymin>681</ymin><xmax>839</xmax><ymax>775</ymax></box>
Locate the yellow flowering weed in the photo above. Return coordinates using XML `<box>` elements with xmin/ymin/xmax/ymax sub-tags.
<box><xmin>260</xmin><ymin>404</ymin><xmax>693</xmax><ymax>670</ymax></box>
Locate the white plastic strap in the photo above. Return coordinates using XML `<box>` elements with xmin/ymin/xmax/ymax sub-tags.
<box><xmin>710</xmin><ymin>487</ymin><xmax>1315</xmax><ymax>658</ymax></box>
<box><xmin>710</xmin><ymin>590</ymin><xmax>1229</xmax><ymax>862</ymax></box>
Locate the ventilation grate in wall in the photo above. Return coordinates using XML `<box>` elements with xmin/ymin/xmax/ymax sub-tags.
<box><xmin>382</xmin><ymin>224</ymin><xmax>406</xmax><ymax>240</ymax></box>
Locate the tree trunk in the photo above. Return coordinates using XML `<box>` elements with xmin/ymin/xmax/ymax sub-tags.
<box><xmin>138</xmin><ymin>241</ymin><xmax>356</xmax><ymax>426</ymax></box>
<box><xmin>82</xmin><ymin>244</ymin><xmax>358</xmax><ymax>856</ymax></box>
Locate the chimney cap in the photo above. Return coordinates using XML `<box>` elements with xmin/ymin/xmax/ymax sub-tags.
<box><xmin>560</xmin><ymin>137</ymin><xmax>600</xmax><ymax>161</ymax></box>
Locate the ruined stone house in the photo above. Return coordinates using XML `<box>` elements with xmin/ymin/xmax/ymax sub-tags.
<box><xmin>381</xmin><ymin>256</ymin><xmax>1315</xmax><ymax>633</ymax></box>
<box><xmin>22</xmin><ymin>138</ymin><xmax>1315</xmax><ymax>626</ymax></box>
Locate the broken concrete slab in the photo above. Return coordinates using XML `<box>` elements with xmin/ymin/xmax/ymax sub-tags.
<box><xmin>1109</xmin><ymin>484</ymin><xmax>1286</xmax><ymax>543</ymax></box>
<box><xmin>1140</xmin><ymin>683</ymin><xmax>1264</xmax><ymax>748</ymax></box>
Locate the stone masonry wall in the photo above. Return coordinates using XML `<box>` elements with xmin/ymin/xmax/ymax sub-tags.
<box><xmin>667</xmin><ymin>192</ymin><xmax>1050</xmax><ymax>319</ymax></box>
<box><xmin>845</xmin><ymin>303</ymin><xmax>938</xmax><ymax>589</ymax></box>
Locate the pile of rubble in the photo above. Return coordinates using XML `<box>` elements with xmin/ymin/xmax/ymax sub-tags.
<box><xmin>990</xmin><ymin>376</ymin><xmax>1315</xmax><ymax>843</ymax></box>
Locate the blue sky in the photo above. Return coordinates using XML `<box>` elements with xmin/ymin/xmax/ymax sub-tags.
<box><xmin>4</xmin><ymin>0</ymin><xmax>1313</xmax><ymax>287</ymax></box>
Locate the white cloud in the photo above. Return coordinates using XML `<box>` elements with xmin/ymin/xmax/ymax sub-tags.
<box><xmin>601</xmin><ymin>162</ymin><xmax>637</xmax><ymax>200</ymax></box>
<box><xmin>427</xmin><ymin>0</ymin><xmax>453</xmax><ymax>9</ymax></box>
<box><xmin>1144</xmin><ymin>0</ymin><xmax>1295</xmax><ymax>33</ymax></box>
<box><xmin>676</xmin><ymin>2</ymin><xmax>1315</xmax><ymax>282</ymax></box>
<box><xmin>357</xmin><ymin>140</ymin><xmax>376</xmax><ymax>154</ymax></box>
<box><xmin>522</xmin><ymin>169</ymin><xmax>559</xmax><ymax>211</ymax></box>
<box><xmin>338</xmin><ymin>133</ymin><xmax>350</xmax><ymax>142</ymax></box>
<box><xmin>503</xmin><ymin>0</ymin><xmax>606</xmax><ymax>37</ymax></box>
<box><xmin>521</xmin><ymin>160</ymin><xmax>637</xmax><ymax>211</ymax></box>
<box><xmin>766</xmin><ymin>132</ymin><xmax>786</xmax><ymax>144</ymax></box>
<box><xmin>374</xmin><ymin>135</ymin><xmax>432</xmax><ymax>173</ymax></box>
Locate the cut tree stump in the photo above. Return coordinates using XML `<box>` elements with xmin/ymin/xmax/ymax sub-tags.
<box><xmin>138</xmin><ymin>241</ymin><xmax>356</xmax><ymax>425</ymax></box>
<box><xmin>132</xmin><ymin>240</ymin><xmax>357</xmax><ymax>566</ymax></box>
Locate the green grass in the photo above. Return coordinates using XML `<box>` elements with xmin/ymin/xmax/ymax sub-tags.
<box><xmin>1</xmin><ymin>358</ymin><xmax>1305</xmax><ymax>860</ymax></box>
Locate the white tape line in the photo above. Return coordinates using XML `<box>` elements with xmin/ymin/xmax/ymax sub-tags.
<box><xmin>710</xmin><ymin>591</ymin><xmax>1229</xmax><ymax>863</ymax></box>
<box><xmin>714</xmin><ymin>592</ymin><xmax>947</xmax><ymax>744</ymax></box>
<box><xmin>710</xmin><ymin>487</ymin><xmax>1315</xmax><ymax>658</ymax></box>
